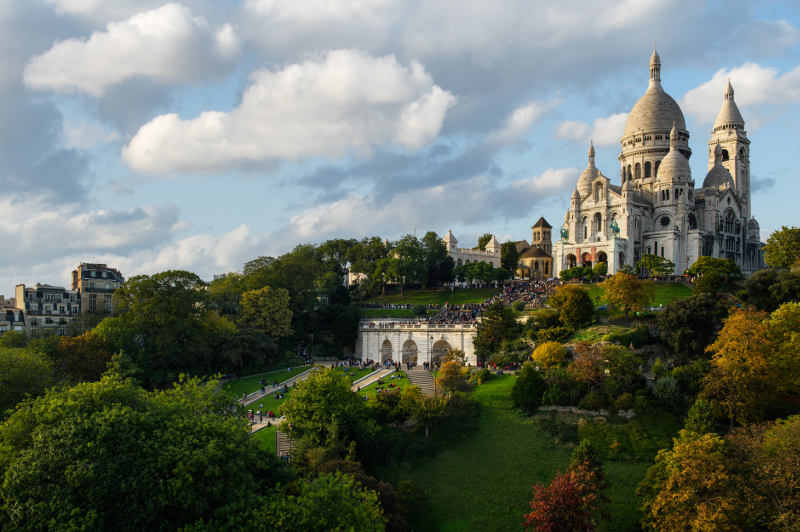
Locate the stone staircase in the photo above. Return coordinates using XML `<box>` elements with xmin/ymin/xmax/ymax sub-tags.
<box><xmin>276</xmin><ymin>430</ymin><xmax>293</xmax><ymax>457</ymax></box>
<box><xmin>406</xmin><ymin>367</ymin><xmax>437</xmax><ymax>396</ymax></box>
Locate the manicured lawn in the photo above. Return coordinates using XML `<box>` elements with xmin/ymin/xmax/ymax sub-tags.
<box><xmin>586</xmin><ymin>281</ymin><xmax>692</xmax><ymax>307</ymax></box>
<box><xmin>223</xmin><ymin>365</ymin><xmax>311</xmax><ymax>398</ymax></box>
<box><xmin>361</xmin><ymin>308</ymin><xmax>417</xmax><ymax>318</ymax></box>
<box><xmin>252</xmin><ymin>426</ymin><xmax>277</xmax><ymax>455</ymax></box>
<box><xmin>356</xmin><ymin>371</ymin><xmax>412</xmax><ymax>401</ymax></box>
<box><xmin>366</xmin><ymin>287</ymin><xmax>498</xmax><ymax>306</ymax></box>
<box><xmin>374</xmin><ymin>375</ymin><xmax>650</xmax><ymax>531</ymax></box>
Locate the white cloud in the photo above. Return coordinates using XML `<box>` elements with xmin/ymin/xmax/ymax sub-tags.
<box><xmin>122</xmin><ymin>49</ymin><xmax>457</xmax><ymax>172</ymax></box>
<box><xmin>63</xmin><ymin>121</ymin><xmax>119</xmax><ymax>149</ymax></box>
<box><xmin>24</xmin><ymin>3</ymin><xmax>239</xmax><ymax>97</ymax></box>
<box><xmin>590</xmin><ymin>113</ymin><xmax>627</xmax><ymax>146</ymax></box>
<box><xmin>43</xmin><ymin>0</ymin><xmax>166</xmax><ymax>22</ymax></box>
<box><xmin>488</xmin><ymin>101</ymin><xmax>556</xmax><ymax>145</ymax></box>
<box><xmin>556</xmin><ymin>120</ymin><xmax>590</xmax><ymax>141</ymax></box>
<box><xmin>681</xmin><ymin>62</ymin><xmax>800</xmax><ymax>124</ymax></box>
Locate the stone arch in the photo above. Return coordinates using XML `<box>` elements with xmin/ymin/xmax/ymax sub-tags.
<box><xmin>721</xmin><ymin>148</ymin><xmax>729</xmax><ymax>161</ymax></box>
<box><xmin>618</xmin><ymin>251</ymin><xmax>625</xmax><ymax>266</ymax></box>
<box><xmin>431</xmin><ymin>340</ymin><xmax>451</xmax><ymax>365</ymax></box>
<box><xmin>380</xmin><ymin>339</ymin><xmax>392</xmax><ymax>362</ymax></box>
<box><xmin>401</xmin><ymin>339</ymin><xmax>418</xmax><ymax>365</ymax></box>
<box><xmin>635</xmin><ymin>162</ymin><xmax>641</xmax><ymax>179</ymax></box>
<box><xmin>456</xmin><ymin>258</ymin><xmax>462</xmax><ymax>266</ymax></box>
<box><xmin>581</xmin><ymin>252</ymin><xmax>592</xmax><ymax>267</ymax></box>
<box><xmin>597</xmin><ymin>251</ymin><xmax>608</xmax><ymax>263</ymax></box>
<box><xmin>644</xmin><ymin>161</ymin><xmax>652</xmax><ymax>178</ymax></box>
<box><xmin>593</xmin><ymin>212</ymin><xmax>602</xmax><ymax>236</ymax></box>
<box><xmin>654</xmin><ymin>160</ymin><xmax>660</xmax><ymax>177</ymax></box>
<box><xmin>566</xmin><ymin>254</ymin><xmax>577</xmax><ymax>268</ymax></box>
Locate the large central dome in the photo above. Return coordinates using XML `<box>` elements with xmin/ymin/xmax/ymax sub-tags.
<box><xmin>623</xmin><ymin>49</ymin><xmax>686</xmax><ymax>138</ymax></box>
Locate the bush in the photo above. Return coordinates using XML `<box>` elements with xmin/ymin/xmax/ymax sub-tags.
<box><xmin>537</xmin><ymin>326</ymin><xmax>573</xmax><ymax>343</ymax></box>
<box><xmin>578</xmin><ymin>390</ymin><xmax>606</xmax><ymax>410</ymax></box>
<box><xmin>531</xmin><ymin>341</ymin><xmax>567</xmax><ymax>368</ymax></box>
<box><xmin>614</xmin><ymin>392</ymin><xmax>633</xmax><ymax>411</ymax></box>
<box><xmin>413</xmin><ymin>304</ymin><xmax>428</xmax><ymax>317</ymax></box>
<box><xmin>652</xmin><ymin>376</ymin><xmax>683</xmax><ymax>411</ymax></box>
<box><xmin>601</xmin><ymin>325</ymin><xmax>652</xmax><ymax>348</ymax></box>
<box><xmin>511</xmin><ymin>363</ymin><xmax>547</xmax><ymax>414</ymax></box>
<box><xmin>468</xmin><ymin>368</ymin><xmax>492</xmax><ymax>385</ymax></box>
<box><xmin>512</xmin><ymin>300</ymin><xmax>526</xmax><ymax>313</ymax></box>
<box><xmin>534</xmin><ymin>411</ymin><xmax>579</xmax><ymax>444</ymax></box>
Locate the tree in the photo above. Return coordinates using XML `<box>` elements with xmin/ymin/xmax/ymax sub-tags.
<box><xmin>474</xmin><ymin>302</ymin><xmax>522</xmax><ymax>361</ymax></box>
<box><xmin>408</xmin><ymin>392</ymin><xmax>446</xmax><ymax>439</ymax></box>
<box><xmin>240</xmin><ymin>286</ymin><xmax>293</xmax><ymax>338</ymax></box>
<box><xmin>0</xmin><ymin>331</ymin><xmax>26</xmax><ymax>349</ymax></box>
<box><xmin>207</xmin><ymin>272</ymin><xmax>245</xmax><ymax>315</ymax></box>
<box><xmin>548</xmin><ymin>284</ymin><xmax>593</xmax><ymax>328</ymax></box>
<box><xmin>640</xmin><ymin>430</ymin><xmax>739</xmax><ymax>531</ymax></box>
<box><xmin>394</xmin><ymin>234</ymin><xmax>426</xmax><ymax>292</ymax></box>
<box><xmin>511</xmin><ymin>363</ymin><xmax>547</xmax><ymax>414</ymax></box>
<box><xmin>637</xmin><ymin>254</ymin><xmax>675</xmax><ymax>277</ymax></box>
<box><xmin>763</xmin><ymin>225</ymin><xmax>800</xmax><ymax>269</ymax></box>
<box><xmin>55</xmin><ymin>331</ymin><xmax>112</xmax><ymax>383</ymax></box>
<box><xmin>767</xmin><ymin>301</ymin><xmax>800</xmax><ymax>392</ymax></box>
<box><xmin>477</xmin><ymin>233</ymin><xmax>493</xmax><ymax>250</ymax></box>
<box><xmin>265</xmin><ymin>472</ymin><xmax>386</xmax><ymax>532</ymax></box>
<box><xmin>0</xmin><ymin>373</ymin><xmax>281</xmax><ymax>531</ymax></box>
<box><xmin>280</xmin><ymin>368</ymin><xmax>377</xmax><ymax>452</ymax></box>
<box><xmin>422</xmin><ymin>231</ymin><xmax>453</xmax><ymax>289</ymax></box>
<box><xmin>501</xmin><ymin>241</ymin><xmax>520</xmax><ymax>274</ymax></box>
<box><xmin>689</xmin><ymin>256</ymin><xmax>741</xmax><ymax>294</ymax></box>
<box><xmin>601</xmin><ymin>345</ymin><xmax>644</xmax><ymax>400</ymax></box>
<box><xmin>601</xmin><ymin>272</ymin><xmax>653</xmax><ymax>317</ymax></box>
<box><xmin>0</xmin><ymin>347</ymin><xmax>54</xmax><ymax>416</ymax></box>
<box><xmin>739</xmin><ymin>268</ymin><xmax>800</xmax><ymax>311</ymax></box>
<box><xmin>592</xmin><ymin>262</ymin><xmax>608</xmax><ymax>277</ymax></box>
<box><xmin>658</xmin><ymin>293</ymin><xmax>723</xmax><ymax>362</ymax></box>
<box><xmin>701</xmin><ymin>308</ymin><xmax>774</xmax><ymax>426</ymax></box>
<box><xmin>436</xmin><ymin>360</ymin><xmax>469</xmax><ymax>392</ymax></box>
<box><xmin>567</xmin><ymin>342</ymin><xmax>605</xmax><ymax>391</ymax></box>
<box><xmin>531</xmin><ymin>341</ymin><xmax>567</xmax><ymax>368</ymax></box>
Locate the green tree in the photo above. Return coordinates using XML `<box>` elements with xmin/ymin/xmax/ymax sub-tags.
<box><xmin>511</xmin><ymin>362</ymin><xmax>547</xmax><ymax>414</ymax></box>
<box><xmin>410</xmin><ymin>393</ymin><xmax>447</xmax><ymax>439</ymax></box>
<box><xmin>763</xmin><ymin>225</ymin><xmax>800</xmax><ymax>269</ymax></box>
<box><xmin>0</xmin><ymin>347</ymin><xmax>55</xmax><ymax>416</ymax></box>
<box><xmin>601</xmin><ymin>272</ymin><xmax>653</xmax><ymax>317</ymax></box>
<box><xmin>207</xmin><ymin>272</ymin><xmax>245</xmax><ymax>315</ymax></box>
<box><xmin>240</xmin><ymin>285</ymin><xmax>293</xmax><ymax>338</ymax></box>
<box><xmin>637</xmin><ymin>254</ymin><xmax>675</xmax><ymax>277</ymax></box>
<box><xmin>689</xmin><ymin>256</ymin><xmax>741</xmax><ymax>294</ymax></box>
<box><xmin>592</xmin><ymin>261</ymin><xmax>608</xmax><ymax>277</ymax></box>
<box><xmin>477</xmin><ymin>233</ymin><xmax>493</xmax><ymax>251</ymax></box>
<box><xmin>422</xmin><ymin>231</ymin><xmax>454</xmax><ymax>288</ymax></box>
<box><xmin>54</xmin><ymin>331</ymin><xmax>112</xmax><ymax>384</ymax></box>
<box><xmin>501</xmin><ymin>241</ymin><xmax>520</xmax><ymax>274</ymax></box>
<box><xmin>548</xmin><ymin>284</ymin><xmax>593</xmax><ymax>328</ymax></box>
<box><xmin>0</xmin><ymin>331</ymin><xmax>26</xmax><ymax>349</ymax></box>
<box><xmin>0</xmin><ymin>373</ymin><xmax>281</xmax><ymax>531</ymax></box>
<box><xmin>394</xmin><ymin>234</ymin><xmax>426</xmax><ymax>293</ymax></box>
<box><xmin>266</xmin><ymin>472</ymin><xmax>386</xmax><ymax>532</ymax></box>
<box><xmin>474</xmin><ymin>302</ymin><xmax>523</xmax><ymax>361</ymax></box>
<box><xmin>767</xmin><ymin>301</ymin><xmax>800</xmax><ymax>392</ymax></box>
<box><xmin>436</xmin><ymin>360</ymin><xmax>469</xmax><ymax>392</ymax></box>
<box><xmin>739</xmin><ymin>268</ymin><xmax>800</xmax><ymax>311</ymax></box>
<box><xmin>658</xmin><ymin>293</ymin><xmax>724</xmax><ymax>362</ymax></box>
<box><xmin>280</xmin><ymin>368</ymin><xmax>377</xmax><ymax>452</ymax></box>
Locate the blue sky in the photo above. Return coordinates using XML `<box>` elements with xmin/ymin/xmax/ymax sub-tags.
<box><xmin>1</xmin><ymin>0</ymin><xmax>799</xmax><ymax>294</ymax></box>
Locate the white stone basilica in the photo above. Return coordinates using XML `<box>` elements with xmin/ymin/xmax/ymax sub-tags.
<box><xmin>553</xmin><ymin>50</ymin><xmax>764</xmax><ymax>277</ymax></box>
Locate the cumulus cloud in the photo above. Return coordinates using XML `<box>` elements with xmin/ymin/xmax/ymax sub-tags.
<box><xmin>681</xmin><ymin>63</ymin><xmax>800</xmax><ymax>124</ymax></box>
<box><xmin>488</xmin><ymin>100</ymin><xmax>557</xmax><ymax>145</ymax></box>
<box><xmin>24</xmin><ymin>3</ymin><xmax>239</xmax><ymax>97</ymax></box>
<box><xmin>123</xmin><ymin>49</ymin><xmax>457</xmax><ymax>172</ymax></box>
<box><xmin>556</xmin><ymin>120</ymin><xmax>590</xmax><ymax>141</ymax></box>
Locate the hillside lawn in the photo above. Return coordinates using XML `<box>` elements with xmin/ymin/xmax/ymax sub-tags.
<box><xmin>222</xmin><ymin>365</ymin><xmax>311</xmax><ymax>398</ymax></box>
<box><xmin>252</xmin><ymin>425</ymin><xmax>277</xmax><ymax>455</ymax></box>
<box><xmin>375</xmin><ymin>375</ymin><xmax>649</xmax><ymax>532</ymax></box>
<box><xmin>586</xmin><ymin>281</ymin><xmax>692</xmax><ymax>308</ymax></box>
<box><xmin>357</xmin><ymin>371</ymin><xmax>412</xmax><ymax>401</ymax></box>
<box><xmin>366</xmin><ymin>287</ymin><xmax>498</xmax><ymax>306</ymax></box>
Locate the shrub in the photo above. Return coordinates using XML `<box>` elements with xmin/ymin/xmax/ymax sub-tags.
<box><xmin>468</xmin><ymin>368</ymin><xmax>492</xmax><ymax>385</ymax></box>
<box><xmin>684</xmin><ymin>399</ymin><xmax>718</xmax><ymax>434</ymax></box>
<box><xmin>531</xmin><ymin>341</ymin><xmax>567</xmax><ymax>368</ymax></box>
<box><xmin>601</xmin><ymin>325</ymin><xmax>652</xmax><ymax>348</ymax></box>
<box><xmin>511</xmin><ymin>363</ymin><xmax>547</xmax><ymax>414</ymax></box>
<box><xmin>615</xmin><ymin>392</ymin><xmax>633</xmax><ymax>411</ymax></box>
<box><xmin>652</xmin><ymin>376</ymin><xmax>683</xmax><ymax>410</ymax></box>
<box><xmin>512</xmin><ymin>300</ymin><xmax>526</xmax><ymax>313</ymax></box>
<box><xmin>537</xmin><ymin>326</ymin><xmax>573</xmax><ymax>343</ymax></box>
<box><xmin>579</xmin><ymin>390</ymin><xmax>606</xmax><ymax>410</ymax></box>
<box><xmin>534</xmin><ymin>411</ymin><xmax>579</xmax><ymax>444</ymax></box>
<box><xmin>413</xmin><ymin>304</ymin><xmax>428</xmax><ymax>317</ymax></box>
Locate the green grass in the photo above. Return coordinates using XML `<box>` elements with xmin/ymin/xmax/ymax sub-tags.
<box><xmin>366</xmin><ymin>287</ymin><xmax>497</xmax><ymax>307</ymax></box>
<box><xmin>356</xmin><ymin>371</ymin><xmax>412</xmax><ymax>401</ymax></box>
<box><xmin>360</xmin><ymin>308</ymin><xmax>418</xmax><ymax>318</ymax></box>
<box><xmin>570</xmin><ymin>325</ymin><xmax>629</xmax><ymax>342</ymax></box>
<box><xmin>586</xmin><ymin>281</ymin><xmax>692</xmax><ymax>308</ymax></box>
<box><xmin>374</xmin><ymin>375</ymin><xmax>651</xmax><ymax>531</ymax></box>
<box><xmin>252</xmin><ymin>425</ymin><xmax>277</xmax><ymax>455</ymax></box>
<box><xmin>223</xmin><ymin>365</ymin><xmax>311</xmax><ymax>398</ymax></box>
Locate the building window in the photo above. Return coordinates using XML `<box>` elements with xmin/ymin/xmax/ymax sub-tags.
<box><xmin>644</xmin><ymin>161</ymin><xmax>651</xmax><ymax>178</ymax></box>
<box><xmin>89</xmin><ymin>294</ymin><xmax>97</xmax><ymax>313</ymax></box>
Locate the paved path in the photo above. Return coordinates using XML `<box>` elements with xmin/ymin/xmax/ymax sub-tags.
<box><xmin>351</xmin><ymin>368</ymin><xmax>395</xmax><ymax>391</ymax></box>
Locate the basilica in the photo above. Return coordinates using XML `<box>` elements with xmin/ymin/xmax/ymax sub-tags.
<box><xmin>552</xmin><ymin>50</ymin><xmax>764</xmax><ymax>277</ymax></box>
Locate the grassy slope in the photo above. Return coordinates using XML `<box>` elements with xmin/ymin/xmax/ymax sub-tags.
<box><xmin>223</xmin><ymin>366</ymin><xmax>311</xmax><ymax>398</ymax></box>
<box><xmin>586</xmin><ymin>281</ymin><xmax>692</xmax><ymax>307</ymax></box>
<box><xmin>357</xmin><ymin>371</ymin><xmax>412</xmax><ymax>401</ymax></box>
<box><xmin>376</xmin><ymin>375</ymin><xmax>649</xmax><ymax>531</ymax></box>
<box><xmin>366</xmin><ymin>287</ymin><xmax>498</xmax><ymax>306</ymax></box>
<box><xmin>252</xmin><ymin>426</ymin><xmax>277</xmax><ymax>455</ymax></box>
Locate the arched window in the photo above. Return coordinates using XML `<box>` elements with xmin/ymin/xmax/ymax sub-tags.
<box><xmin>627</xmin><ymin>165</ymin><xmax>632</xmax><ymax>179</ymax></box>
<box><xmin>666</xmin><ymin>189</ymin><xmax>670</xmax><ymax>200</ymax></box>
<box><xmin>721</xmin><ymin>149</ymin><xmax>729</xmax><ymax>161</ymax></box>
<box><xmin>635</xmin><ymin>163</ymin><xmax>641</xmax><ymax>179</ymax></box>
<box><xmin>593</xmin><ymin>213</ymin><xmax>602</xmax><ymax>236</ymax></box>
<box><xmin>644</xmin><ymin>161</ymin><xmax>651</xmax><ymax>178</ymax></box>
<box><xmin>654</xmin><ymin>160</ymin><xmax>660</xmax><ymax>177</ymax></box>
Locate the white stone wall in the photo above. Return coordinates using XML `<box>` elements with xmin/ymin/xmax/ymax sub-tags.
<box><xmin>356</xmin><ymin>320</ymin><xmax>478</xmax><ymax>365</ymax></box>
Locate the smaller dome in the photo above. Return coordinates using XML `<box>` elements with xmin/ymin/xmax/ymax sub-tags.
<box><xmin>703</xmin><ymin>163</ymin><xmax>734</xmax><ymax>189</ymax></box>
<box><xmin>658</xmin><ymin>124</ymin><xmax>690</xmax><ymax>180</ymax></box>
<box><xmin>576</xmin><ymin>141</ymin><xmax>598</xmax><ymax>197</ymax></box>
<box><xmin>571</xmin><ymin>188</ymin><xmax>581</xmax><ymax>200</ymax></box>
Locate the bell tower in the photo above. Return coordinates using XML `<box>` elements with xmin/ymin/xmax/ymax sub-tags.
<box><xmin>709</xmin><ymin>80</ymin><xmax>751</xmax><ymax>218</ymax></box>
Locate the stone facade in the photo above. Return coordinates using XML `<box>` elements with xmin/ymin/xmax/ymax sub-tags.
<box><xmin>517</xmin><ymin>217</ymin><xmax>554</xmax><ymax>280</ymax></box>
<box><xmin>15</xmin><ymin>284</ymin><xmax>81</xmax><ymax>336</ymax></box>
<box><xmin>71</xmin><ymin>263</ymin><xmax>125</xmax><ymax>314</ymax></box>
<box><xmin>356</xmin><ymin>319</ymin><xmax>478</xmax><ymax>365</ymax></box>
<box><xmin>553</xmin><ymin>50</ymin><xmax>764</xmax><ymax>277</ymax></box>
<box><xmin>443</xmin><ymin>230</ymin><xmax>501</xmax><ymax>268</ymax></box>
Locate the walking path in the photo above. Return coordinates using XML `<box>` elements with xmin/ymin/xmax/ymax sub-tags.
<box><xmin>406</xmin><ymin>367</ymin><xmax>437</xmax><ymax>396</ymax></box>
<box><xmin>351</xmin><ymin>368</ymin><xmax>395</xmax><ymax>391</ymax></box>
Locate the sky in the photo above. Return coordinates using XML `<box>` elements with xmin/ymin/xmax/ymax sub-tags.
<box><xmin>1</xmin><ymin>0</ymin><xmax>799</xmax><ymax>294</ymax></box>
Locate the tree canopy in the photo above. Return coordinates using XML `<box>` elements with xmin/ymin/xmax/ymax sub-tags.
<box><xmin>763</xmin><ymin>225</ymin><xmax>800</xmax><ymax>269</ymax></box>
<box><xmin>601</xmin><ymin>272</ymin><xmax>653</xmax><ymax>316</ymax></box>
<box><xmin>548</xmin><ymin>284</ymin><xmax>593</xmax><ymax>328</ymax></box>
